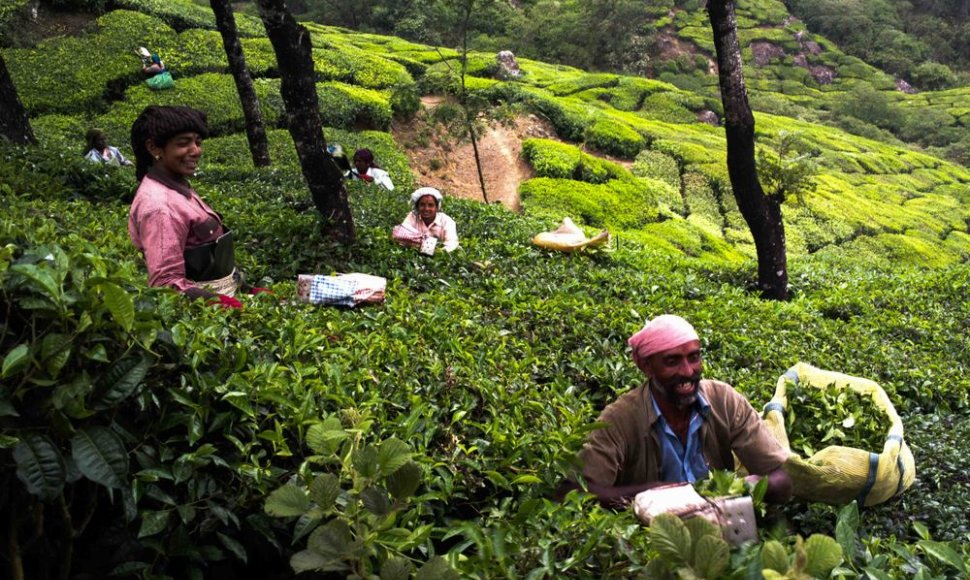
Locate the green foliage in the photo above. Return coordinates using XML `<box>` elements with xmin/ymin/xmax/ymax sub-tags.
<box><xmin>584</xmin><ymin>117</ymin><xmax>645</xmax><ymax>158</ymax></box>
<box><xmin>645</xmin><ymin>513</ymin><xmax>730</xmax><ymax>578</ymax></box>
<box><xmin>521</xmin><ymin>138</ymin><xmax>629</xmax><ymax>184</ymax></box>
<box><xmin>317</xmin><ymin>82</ymin><xmax>393</xmax><ymax>130</ymax></box>
<box><xmin>113</xmin><ymin>0</ymin><xmax>265</xmax><ymax>36</ymax></box>
<box><xmin>92</xmin><ymin>74</ymin><xmax>285</xmax><ymax>140</ymax></box>
<box><xmin>519</xmin><ymin>88</ymin><xmax>595</xmax><ymax>141</ymax></box>
<box><xmin>312</xmin><ymin>44</ymin><xmax>414</xmax><ymax>89</ymax></box>
<box><xmin>632</xmin><ymin>149</ymin><xmax>681</xmax><ymax>190</ymax></box>
<box><xmin>519</xmin><ymin>177</ymin><xmax>661</xmax><ymax>230</ymax></box>
<box><xmin>265</xmin><ymin>411</ymin><xmax>447</xmax><ymax>576</ymax></box>
<box><xmin>4</xmin><ymin>10</ymin><xmax>179</xmax><ymax>114</ymax></box>
<box><xmin>640</xmin><ymin>92</ymin><xmax>700</xmax><ymax>124</ymax></box>
<box><xmin>786</xmin><ymin>382</ymin><xmax>891</xmax><ymax>457</ymax></box>
<box><xmin>757</xmin><ymin>131</ymin><xmax>819</xmax><ymax>203</ymax></box>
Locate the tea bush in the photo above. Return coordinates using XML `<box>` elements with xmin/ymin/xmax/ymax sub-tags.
<box><xmin>519</xmin><ymin>177</ymin><xmax>661</xmax><ymax>231</ymax></box>
<box><xmin>521</xmin><ymin>138</ymin><xmax>629</xmax><ymax>184</ymax></box>
<box><xmin>632</xmin><ymin>149</ymin><xmax>682</xmax><ymax>190</ymax></box>
<box><xmin>4</xmin><ymin>3</ymin><xmax>970</xmax><ymax>577</ymax></box>
<box><xmin>4</xmin><ymin>10</ymin><xmax>178</xmax><ymax>114</ymax></box>
<box><xmin>113</xmin><ymin>0</ymin><xmax>265</xmax><ymax>36</ymax></box>
<box><xmin>583</xmin><ymin>117</ymin><xmax>645</xmax><ymax>159</ymax></box>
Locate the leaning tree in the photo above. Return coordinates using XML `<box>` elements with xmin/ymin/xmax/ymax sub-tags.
<box><xmin>211</xmin><ymin>0</ymin><xmax>271</xmax><ymax>167</ymax></box>
<box><xmin>707</xmin><ymin>0</ymin><xmax>788</xmax><ymax>300</ymax></box>
<box><xmin>254</xmin><ymin>0</ymin><xmax>355</xmax><ymax>241</ymax></box>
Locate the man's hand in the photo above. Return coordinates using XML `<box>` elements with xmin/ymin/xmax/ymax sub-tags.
<box><xmin>208</xmin><ymin>294</ymin><xmax>243</xmax><ymax>310</ymax></box>
<box><xmin>745</xmin><ymin>467</ymin><xmax>793</xmax><ymax>504</ymax></box>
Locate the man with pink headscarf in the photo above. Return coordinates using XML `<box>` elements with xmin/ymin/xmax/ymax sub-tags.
<box><xmin>571</xmin><ymin>314</ymin><xmax>791</xmax><ymax>508</ymax></box>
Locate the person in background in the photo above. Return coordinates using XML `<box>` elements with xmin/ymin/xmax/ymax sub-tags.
<box><xmin>392</xmin><ymin>187</ymin><xmax>459</xmax><ymax>253</ymax></box>
<box><xmin>127</xmin><ymin>105</ymin><xmax>268</xmax><ymax>309</ymax></box>
<box><xmin>83</xmin><ymin>128</ymin><xmax>132</xmax><ymax>166</ymax></box>
<box><xmin>565</xmin><ymin>314</ymin><xmax>792</xmax><ymax>508</ymax></box>
<box><xmin>350</xmin><ymin>148</ymin><xmax>394</xmax><ymax>190</ymax></box>
<box><xmin>140</xmin><ymin>51</ymin><xmax>166</xmax><ymax>77</ymax></box>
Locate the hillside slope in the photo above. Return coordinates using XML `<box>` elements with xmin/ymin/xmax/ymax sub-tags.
<box><xmin>3</xmin><ymin>2</ymin><xmax>970</xmax><ymax>269</ymax></box>
<box><xmin>1</xmin><ymin>2</ymin><xmax>970</xmax><ymax>578</ymax></box>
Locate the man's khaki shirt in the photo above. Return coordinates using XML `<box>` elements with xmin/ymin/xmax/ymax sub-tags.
<box><xmin>580</xmin><ymin>379</ymin><xmax>789</xmax><ymax>487</ymax></box>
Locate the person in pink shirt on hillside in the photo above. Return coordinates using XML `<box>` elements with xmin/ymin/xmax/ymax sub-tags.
<box><xmin>391</xmin><ymin>187</ymin><xmax>459</xmax><ymax>254</ymax></box>
<box><xmin>127</xmin><ymin>105</ymin><xmax>266</xmax><ymax>309</ymax></box>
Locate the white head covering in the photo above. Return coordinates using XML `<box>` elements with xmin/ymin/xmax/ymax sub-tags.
<box><xmin>411</xmin><ymin>187</ymin><xmax>443</xmax><ymax>209</ymax></box>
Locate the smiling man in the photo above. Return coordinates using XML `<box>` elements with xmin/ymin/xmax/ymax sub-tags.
<box><xmin>575</xmin><ymin>315</ymin><xmax>792</xmax><ymax>508</ymax></box>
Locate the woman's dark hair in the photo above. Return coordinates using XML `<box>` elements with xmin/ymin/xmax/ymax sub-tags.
<box><xmin>353</xmin><ymin>148</ymin><xmax>378</xmax><ymax>168</ymax></box>
<box><xmin>85</xmin><ymin>128</ymin><xmax>106</xmax><ymax>152</ymax></box>
<box><xmin>130</xmin><ymin>105</ymin><xmax>209</xmax><ymax>180</ymax></box>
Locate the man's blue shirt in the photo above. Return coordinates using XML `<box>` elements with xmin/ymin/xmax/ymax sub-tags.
<box><xmin>652</xmin><ymin>392</ymin><xmax>712</xmax><ymax>483</ymax></box>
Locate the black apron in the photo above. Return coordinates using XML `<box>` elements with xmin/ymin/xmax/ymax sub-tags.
<box><xmin>183</xmin><ymin>229</ymin><xmax>235</xmax><ymax>282</ymax></box>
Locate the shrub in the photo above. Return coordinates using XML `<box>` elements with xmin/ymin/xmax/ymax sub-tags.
<box><xmin>518</xmin><ymin>89</ymin><xmax>594</xmax><ymax>141</ymax></box>
<box><xmin>317</xmin><ymin>82</ymin><xmax>393</xmax><ymax>130</ymax></box>
<box><xmin>113</xmin><ymin>0</ymin><xmax>265</xmax><ymax>36</ymax></box>
<box><xmin>93</xmin><ymin>74</ymin><xmax>285</xmax><ymax>140</ymax></box>
<box><xmin>640</xmin><ymin>92</ymin><xmax>699</xmax><ymax>124</ymax></box>
<box><xmin>313</xmin><ymin>45</ymin><xmax>414</xmax><ymax>89</ymax></box>
<box><xmin>544</xmin><ymin>73</ymin><xmax>619</xmax><ymax>97</ymax></box>
<box><xmin>632</xmin><ymin>149</ymin><xmax>681</xmax><ymax>190</ymax></box>
<box><xmin>521</xmin><ymin>138</ymin><xmax>629</xmax><ymax>184</ymax></box>
<box><xmin>519</xmin><ymin>177</ymin><xmax>659</xmax><ymax>231</ymax></box>
<box><xmin>4</xmin><ymin>10</ymin><xmax>178</xmax><ymax>115</ymax></box>
<box><xmin>584</xmin><ymin>117</ymin><xmax>645</xmax><ymax>159</ymax></box>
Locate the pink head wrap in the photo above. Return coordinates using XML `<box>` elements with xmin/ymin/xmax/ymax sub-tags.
<box><xmin>628</xmin><ymin>315</ymin><xmax>699</xmax><ymax>363</ymax></box>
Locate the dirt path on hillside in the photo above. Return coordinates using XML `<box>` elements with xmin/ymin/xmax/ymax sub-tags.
<box><xmin>392</xmin><ymin>96</ymin><xmax>559</xmax><ymax>211</ymax></box>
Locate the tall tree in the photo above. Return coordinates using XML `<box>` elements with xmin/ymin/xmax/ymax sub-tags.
<box><xmin>254</xmin><ymin>0</ymin><xmax>355</xmax><ymax>241</ymax></box>
<box><xmin>0</xmin><ymin>54</ymin><xmax>34</xmax><ymax>145</ymax></box>
<box><xmin>707</xmin><ymin>0</ymin><xmax>788</xmax><ymax>300</ymax></box>
<box><xmin>210</xmin><ymin>0</ymin><xmax>271</xmax><ymax>167</ymax></box>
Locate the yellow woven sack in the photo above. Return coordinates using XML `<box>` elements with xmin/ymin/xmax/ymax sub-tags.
<box><xmin>532</xmin><ymin>217</ymin><xmax>610</xmax><ymax>252</ymax></box>
<box><xmin>761</xmin><ymin>362</ymin><xmax>915</xmax><ymax>506</ymax></box>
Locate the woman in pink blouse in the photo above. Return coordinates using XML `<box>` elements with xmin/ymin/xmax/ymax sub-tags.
<box><xmin>392</xmin><ymin>187</ymin><xmax>459</xmax><ymax>254</ymax></box>
<box><xmin>127</xmin><ymin>106</ymin><xmax>245</xmax><ymax>308</ymax></box>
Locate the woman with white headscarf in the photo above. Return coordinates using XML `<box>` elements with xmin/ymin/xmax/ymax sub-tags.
<box><xmin>391</xmin><ymin>187</ymin><xmax>459</xmax><ymax>253</ymax></box>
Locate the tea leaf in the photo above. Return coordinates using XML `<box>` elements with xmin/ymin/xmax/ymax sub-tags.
<box><xmin>648</xmin><ymin>513</ymin><xmax>692</xmax><ymax>565</ymax></box>
<box><xmin>380</xmin><ymin>557</ymin><xmax>413</xmax><ymax>580</ymax></box>
<box><xmin>762</xmin><ymin>540</ymin><xmax>790</xmax><ymax>574</ymax></box>
<box><xmin>309</xmin><ymin>473</ymin><xmax>341</xmax><ymax>511</ymax></box>
<box><xmin>692</xmin><ymin>534</ymin><xmax>729</xmax><ymax>579</ymax></box>
<box><xmin>2</xmin><ymin>344</ymin><xmax>31</xmax><ymax>379</ymax></box>
<box><xmin>917</xmin><ymin>540</ymin><xmax>966</xmax><ymax>574</ymax></box>
<box><xmin>386</xmin><ymin>461</ymin><xmax>422</xmax><ymax>500</ymax></box>
<box><xmin>71</xmin><ymin>426</ymin><xmax>129</xmax><ymax>490</ymax></box>
<box><xmin>377</xmin><ymin>437</ymin><xmax>411</xmax><ymax>475</ymax></box>
<box><xmin>804</xmin><ymin>534</ymin><xmax>843</xmax><ymax>578</ymax></box>
<box><xmin>265</xmin><ymin>485</ymin><xmax>311</xmax><ymax>517</ymax></box>
<box><xmin>89</xmin><ymin>354</ymin><xmax>151</xmax><ymax>410</ymax></box>
<box><xmin>415</xmin><ymin>556</ymin><xmax>459</xmax><ymax>579</ymax></box>
<box><xmin>13</xmin><ymin>434</ymin><xmax>66</xmax><ymax>500</ymax></box>
<box><xmin>97</xmin><ymin>281</ymin><xmax>134</xmax><ymax>332</ymax></box>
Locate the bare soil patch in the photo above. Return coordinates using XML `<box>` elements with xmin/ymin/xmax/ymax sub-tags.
<box><xmin>10</xmin><ymin>5</ymin><xmax>96</xmax><ymax>46</ymax></box>
<box><xmin>391</xmin><ymin>96</ymin><xmax>560</xmax><ymax>211</ymax></box>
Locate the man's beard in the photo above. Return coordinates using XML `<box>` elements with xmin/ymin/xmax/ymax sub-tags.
<box><xmin>651</xmin><ymin>372</ymin><xmax>702</xmax><ymax>408</ymax></box>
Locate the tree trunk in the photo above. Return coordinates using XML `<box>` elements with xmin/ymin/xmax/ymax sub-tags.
<box><xmin>211</xmin><ymin>0</ymin><xmax>271</xmax><ymax>167</ymax></box>
<box><xmin>0</xmin><ymin>54</ymin><xmax>35</xmax><ymax>145</ymax></box>
<box><xmin>707</xmin><ymin>0</ymin><xmax>788</xmax><ymax>300</ymax></box>
<box><xmin>254</xmin><ymin>0</ymin><xmax>355</xmax><ymax>242</ymax></box>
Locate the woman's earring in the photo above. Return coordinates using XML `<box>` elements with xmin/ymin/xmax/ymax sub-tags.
<box><xmin>154</xmin><ymin>155</ymin><xmax>160</xmax><ymax>160</ymax></box>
